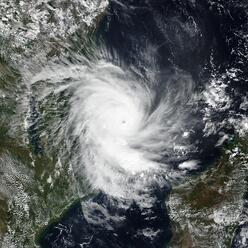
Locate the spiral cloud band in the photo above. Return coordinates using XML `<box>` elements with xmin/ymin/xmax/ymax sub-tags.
<box><xmin>68</xmin><ymin>61</ymin><xmax>195</xmax><ymax>196</ymax></box>
<box><xmin>30</xmin><ymin>59</ymin><xmax>195</xmax><ymax>197</ymax></box>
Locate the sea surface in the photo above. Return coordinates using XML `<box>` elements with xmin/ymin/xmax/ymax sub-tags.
<box><xmin>0</xmin><ymin>0</ymin><xmax>247</xmax><ymax>247</ymax></box>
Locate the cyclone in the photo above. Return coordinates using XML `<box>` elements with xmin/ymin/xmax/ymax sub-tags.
<box><xmin>66</xmin><ymin>60</ymin><xmax>195</xmax><ymax>197</ymax></box>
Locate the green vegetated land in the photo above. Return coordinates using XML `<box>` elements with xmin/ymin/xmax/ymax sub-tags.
<box><xmin>168</xmin><ymin>136</ymin><xmax>248</xmax><ymax>248</ymax></box>
<box><xmin>0</xmin><ymin>57</ymin><xmax>86</xmax><ymax>247</ymax></box>
<box><xmin>0</xmin><ymin>8</ymin><xmax>104</xmax><ymax>244</ymax></box>
<box><xmin>0</xmin><ymin>10</ymin><xmax>247</xmax><ymax>246</ymax></box>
